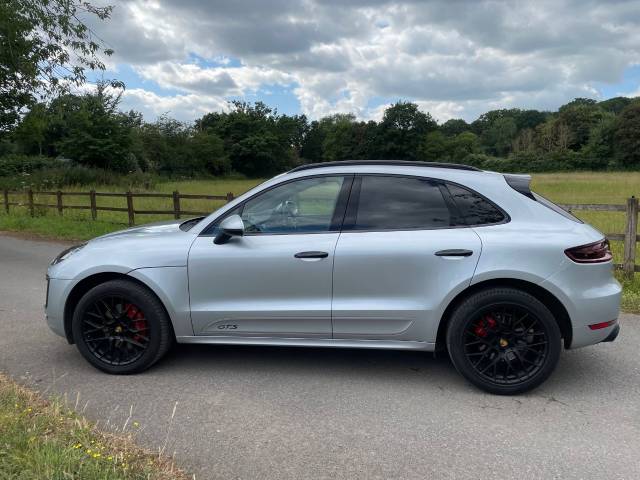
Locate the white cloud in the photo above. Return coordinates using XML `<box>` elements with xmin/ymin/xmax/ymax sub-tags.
<box><xmin>120</xmin><ymin>88</ymin><xmax>229</xmax><ymax>122</ymax></box>
<box><xmin>85</xmin><ymin>0</ymin><xmax>640</xmax><ymax>122</ymax></box>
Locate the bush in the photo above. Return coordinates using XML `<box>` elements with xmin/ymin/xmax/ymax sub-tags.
<box><xmin>0</xmin><ymin>163</ymin><xmax>156</xmax><ymax>191</ymax></box>
<box><xmin>0</xmin><ymin>155</ymin><xmax>61</xmax><ymax>176</ymax></box>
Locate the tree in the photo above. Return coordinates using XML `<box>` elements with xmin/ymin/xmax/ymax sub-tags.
<box><xmin>449</xmin><ymin>132</ymin><xmax>481</xmax><ymax>159</ymax></box>
<box><xmin>198</xmin><ymin>101</ymin><xmax>299</xmax><ymax>176</ymax></box>
<box><xmin>0</xmin><ymin>0</ymin><xmax>114</xmax><ymax>133</ymax></box>
<box><xmin>189</xmin><ymin>131</ymin><xmax>229</xmax><ymax>175</ymax></box>
<box><xmin>614</xmin><ymin>102</ymin><xmax>640</xmax><ymax>168</ymax></box>
<box><xmin>52</xmin><ymin>83</ymin><xmax>134</xmax><ymax>172</ymax></box>
<box><xmin>556</xmin><ymin>100</ymin><xmax>605</xmax><ymax>150</ymax></box>
<box><xmin>440</xmin><ymin>119</ymin><xmax>470</xmax><ymax>136</ymax></box>
<box><xmin>301</xmin><ymin>120</ymin><xmax>326</xmax><ymax>162</ymax></box>
<box><xmin>14</xmin><ymin>103</ymin><xmax>49</xmax><ymax>155</ymax></box>
<box><xmin>376</xmin><ymin>101</ymin><xmax>437</xmax><ymax>160</ymax></box>
<box><xmin>320</xmin><ymin>114</ymin><xmax>359</xmax><ymax>162</ymax></box>
<box><xmin>481</xmin><ymin>116</ymin><xmax>518</xmax><ymax>156</ymax></box>
<box><xmin>418</xmin><ymin>131</ymin><xmax>449</xmax><ymax>162</ymax></box>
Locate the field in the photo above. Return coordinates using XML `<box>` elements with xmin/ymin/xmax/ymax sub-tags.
<box><xmin>0</xmin><ymin>171</ymin><xmax>638</xmax><ymax>311</ymax></box>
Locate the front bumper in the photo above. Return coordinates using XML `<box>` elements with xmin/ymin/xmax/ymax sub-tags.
<box><xmin>44</xmin><ymin>277</ymin><xmax>74</xmax><ymax>339</ymax></box>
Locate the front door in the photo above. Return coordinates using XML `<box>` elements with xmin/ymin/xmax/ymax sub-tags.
<box><xmin>188</xmin><ymin>175</ymin><xmax>352</xmax><ymax>338</ymax></box>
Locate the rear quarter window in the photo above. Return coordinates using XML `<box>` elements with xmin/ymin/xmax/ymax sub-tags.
<box><xmin>445</xmin><ymin>183</ymin><xmax>506</xmax><ymax>226</ymax></box>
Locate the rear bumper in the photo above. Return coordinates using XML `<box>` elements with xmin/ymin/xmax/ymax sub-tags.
<box><xmin>540</xmin><ymin>264</ymin><xmax>622</xmax><ymax>349</ymax></box>
<box><xmin>601</xmin><ymin>324</ymin><xmax>620</xmax><ymax>343</ymax></box>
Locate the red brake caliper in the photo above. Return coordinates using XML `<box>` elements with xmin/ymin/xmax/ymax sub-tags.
<box><xmin>474</xmin><ymin>314</ymin><xmax>497</xmax><ymax>337</ymax></box>
<box><xmin>124</xmin><ymin>303</ymin><xmax>146</xmax><ymax>341</ymax></box>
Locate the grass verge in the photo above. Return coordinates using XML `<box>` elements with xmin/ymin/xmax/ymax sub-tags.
<box><xmin>0</xmin><ymin>372</ymin><xmax>188</xmax><ymax>480</ymax></box>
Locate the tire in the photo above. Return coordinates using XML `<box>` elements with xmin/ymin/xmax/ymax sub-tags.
<box><xmin>446</xmin><ymin>287</ymin><xmax>561</xmax><ymax>395</ymax></box>
<box><xmin>71</xmin><ymin>279</ymin><xmax>173</xmax><ymax>374</ymax></box>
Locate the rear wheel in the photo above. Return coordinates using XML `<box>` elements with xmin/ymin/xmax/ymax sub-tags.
<box><xmin>446</xmin><ymin>287</ymin><xmax>561</xmax><ymax>395</ymax></box>
<box><xmin>71</xmin><ymin>279</ymin><xmax>173</xmax><ymax>374</ymax></box>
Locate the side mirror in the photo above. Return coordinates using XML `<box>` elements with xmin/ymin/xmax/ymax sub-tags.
<box><xmin>214</xmin><ymin>214</ymin><xmax>244</xmax><ymax>245</ymax></box>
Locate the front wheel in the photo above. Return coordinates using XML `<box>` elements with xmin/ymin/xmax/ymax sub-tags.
<box><xmin>71</xmin><ymin>279</ymin><xmax>173</xmax><ymax>374</ymax></box>
<box><xmin>446</xmin><ymin>287</ymin><xmax>562</xmax><ymax>395</ymax></box>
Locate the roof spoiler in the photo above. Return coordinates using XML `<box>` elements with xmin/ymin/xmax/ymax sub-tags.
<box><xmin>503</xmin><ymin>174</ymin><xmax>535</xmax><ymax>200</ymax></box>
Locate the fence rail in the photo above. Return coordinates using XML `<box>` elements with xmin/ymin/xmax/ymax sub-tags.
<box><xmin>2</xmin><ymin>188</ymin><xmax>235</xmax><ymax>227</ymax></box>
<box><xmin>2</xmin><ymin>189</ymin><xmax>638</xmax><ymax>278</ymax></box>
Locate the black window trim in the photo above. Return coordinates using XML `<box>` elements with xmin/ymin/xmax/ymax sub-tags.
<box><xmin>340</xmin><ymin>173</ymin><xmax>510</xmax><ymax>233</ymax></box>
<box><xmin>199</xmin><ymin>173</ymin><xmax>355</xmax><ymax>237</ymax></box>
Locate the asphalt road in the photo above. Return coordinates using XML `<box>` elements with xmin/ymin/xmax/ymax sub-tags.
<box><xmin>1</xmin><ymin>233</ymin><xmax>639</xmax><ymax>479</ymax></box>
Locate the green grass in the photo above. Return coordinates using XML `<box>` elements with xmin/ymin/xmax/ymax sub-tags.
<box><xmin>0</xmin><ymin>373</ymin><xmax>186</xmax><ymax>480</ymax></box>
<box><xmin>0</xmin><ymin>172</ymin><xmax>638</xmax><ymax>312</ymax></box>
<box><xmin>0</xmin><ymin>178</ymin><xmax>265</xmax><ymax>240</ymax></box>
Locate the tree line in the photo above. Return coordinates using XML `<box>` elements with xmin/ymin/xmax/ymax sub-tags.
<box><xmin>2</xmin><ymin>0</ymin><xmax>640</xmax><ymax>185</ymax></box>
<box><xmin>2</xmin><ymin>85</ymin><xmax>640</xmax><ymax>181</ymax></box>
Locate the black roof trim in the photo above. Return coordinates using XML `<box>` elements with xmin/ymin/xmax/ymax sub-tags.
<box><xmin>287</xmin><ymin>160</ymin><xmax>482</xmax><ymax>174</ymax></box>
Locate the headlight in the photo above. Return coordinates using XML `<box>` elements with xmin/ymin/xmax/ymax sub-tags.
<box><xmin>51</xmin><ymin>243</ymin><xmax>87</xmax><ymax>265</ymax></box>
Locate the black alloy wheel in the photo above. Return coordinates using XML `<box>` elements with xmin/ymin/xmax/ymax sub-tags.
<box><xmin>447</xmin><ymin>287</ymin><xmax>562</xmax><ymax>395</ymax></box>
<box><xmin>72</xmin><ymin>279</ymin><xmax>173</xmax><ymax>374</ymax></box>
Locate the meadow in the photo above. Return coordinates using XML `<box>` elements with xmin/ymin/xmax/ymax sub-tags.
<box><xmin>1</xmin><ymin>171</ymin><xmax>638</xmax><ymax>311</ymax></box>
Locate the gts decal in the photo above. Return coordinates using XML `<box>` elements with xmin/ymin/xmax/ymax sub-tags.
<box><xmin>217</xmin><ymin>324</ymin><xmax>238</xmax><ymax>330</ymax></box>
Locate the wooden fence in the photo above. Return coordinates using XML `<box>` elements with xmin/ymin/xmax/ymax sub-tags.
<box><xmin>2</xmin><ymin>189</ymin><xmax>638</xmax><ymax>278</ymax></box>
<box><xmin>1</xmin><ymin>188</ymin><xmax>234</xmax><ymax>228</ymax></box>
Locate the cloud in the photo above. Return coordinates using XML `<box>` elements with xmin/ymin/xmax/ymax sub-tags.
<box><xmin>85</xmin><ymin>0</ymin><xmax>640</xmax><ymax>122</ymax></box>
<box><xmin>120</xmin><ymin>88</ymin><xmax>229</xmax><ymax>122</ymax></box>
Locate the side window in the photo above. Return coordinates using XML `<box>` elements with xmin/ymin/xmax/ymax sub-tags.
<box><xmin>240</xmin><ymin>176</ymin><xmax>345</xmax><ymax>234</ymax></box>
<box><xmin>446</xmin><ymin>183</ymin><xmax>505</xmax><ymax>225</ymax></box>
<box><xmin>353</xmin><ymin>176</ymin><xmax>451</xmax><ymax>230</ymax></box>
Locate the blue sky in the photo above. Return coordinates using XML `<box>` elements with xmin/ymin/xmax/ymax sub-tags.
<box><xmin>84</xmin><ymin>0</ymin><xmax>640</xmax><ymax>123</ymax></box>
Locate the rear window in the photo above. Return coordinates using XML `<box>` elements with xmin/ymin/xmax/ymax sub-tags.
<box><xmin>532</xmin><ymin>192</ymin><xmax>583</xmax><ymax>223</ymax></box>
<box><xmin>445</xmin><ymin>183</ymin><xmax>506</xmax><ymax>226</ymax></box>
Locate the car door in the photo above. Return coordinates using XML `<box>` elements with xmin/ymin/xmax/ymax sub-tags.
<box><xmin>331</xmin><ymin>174</ymin><xmax>484</xmax><ymax>344</ymax></box>
<box><xmin>188</xmin><ymin>174</ymin><xmax>352</xmax><ymax>338</ymax></box>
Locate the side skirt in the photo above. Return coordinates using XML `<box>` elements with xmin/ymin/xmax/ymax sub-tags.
<box><xmin>176</xmin><ymin>335</ymin><xmax>435</xmax><ymax>351</ymax></box>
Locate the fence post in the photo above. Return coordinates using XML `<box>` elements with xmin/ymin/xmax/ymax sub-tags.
<box><xmin>3</xmin><ymin>189</ymin><xmax>8</xmax><ymax>214</ymax></box>
<box><xmin>27</xmin><ymin>189</ymin><xmax>34</xmax><ymax>217</ymax></box>
<box><xmin>623</xmin><ymin>196</ymin><xmax>638</xmax><ymax>279</ymax></box>
<box><xmin>89</xmin><ymin>189</ymin><xmax>97</xmax><ymax>220</ymax></box>
<box><xmin>172</xmin><ymin>190</ymin><xmax>181</xmax><ymax>219</ymax></box>
<box><xmin>226</xmin><ymin>192</ymin><xmax>234</xmax><ymax>203</ymax></box>
<box><xmin>56</xmin><ymin>190</ymin><xmax>63</xmax><ymax>216</ymax></box>
<box><xmin>126</xmin><ymin>191</ymin><xmax>135</xmax><ymax>226</ymax></box>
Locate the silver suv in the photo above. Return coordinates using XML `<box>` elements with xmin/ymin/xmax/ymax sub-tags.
<box><xmin>45</xmin><ymin>161</ymin><xmax>621</xmax><ymax>394</ymax></box>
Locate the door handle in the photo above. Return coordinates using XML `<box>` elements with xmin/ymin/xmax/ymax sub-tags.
<box><xmin>294</xmin><ymin>251</ymin><xmax>329</xmax><ymax>259</ymax></box>
<box><xmin>435</xmin><ymin>249</ymin><xmax>473</xmax><ymax>257</ymax></box>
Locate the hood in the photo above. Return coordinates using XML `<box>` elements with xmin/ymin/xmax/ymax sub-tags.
<box><xmin>91</xmin><ymin>219</ymin><xmax>186</xmax><ymax>242</ymax></box>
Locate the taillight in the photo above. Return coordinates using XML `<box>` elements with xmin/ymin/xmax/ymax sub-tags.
<box><xmin>565</xmin><ymin>239</ymin><xmax>612</xmax><ymax>264</ymax></box>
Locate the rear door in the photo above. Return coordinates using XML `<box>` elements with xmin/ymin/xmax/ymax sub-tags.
<box><xmin>331</xmin><ymin>174</ymin><xmax>484</xmax><ymax>344</ymax></box>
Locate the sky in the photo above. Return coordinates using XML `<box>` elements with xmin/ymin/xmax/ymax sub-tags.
<box><xmin>81</xmin><ymin>0</ymin><xmax>640</xmax><ymax>124</ymax></box>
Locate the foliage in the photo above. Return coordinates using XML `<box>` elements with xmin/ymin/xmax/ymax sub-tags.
<box><xmin>375</xmin><ymin>101</ymin><xmax>438</xmax><ymax>160</ymax></box>
<box><xmin>613</xmin><ymin>102</ymin><xmax>640</xmax><ymax>168</ymax></box>
<box><xmin>0</xmin><ymin>0</ymin><xmax>113</xmax><ymax>133</ymax></box>
<box><xmin>3</xmin><ymin>92</ymin><xmax>640</xmax><ymax>179</ymax></box>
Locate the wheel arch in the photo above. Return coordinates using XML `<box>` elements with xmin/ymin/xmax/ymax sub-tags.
<box><xmin>435</xmin><ymin>278</ymin><xmax>573</xmax><ymax>351</ymax></box>
<box><xmin>63</xmin><ymin>272</ymin><xmax>173</xmax><ymax>344</ymax></box>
